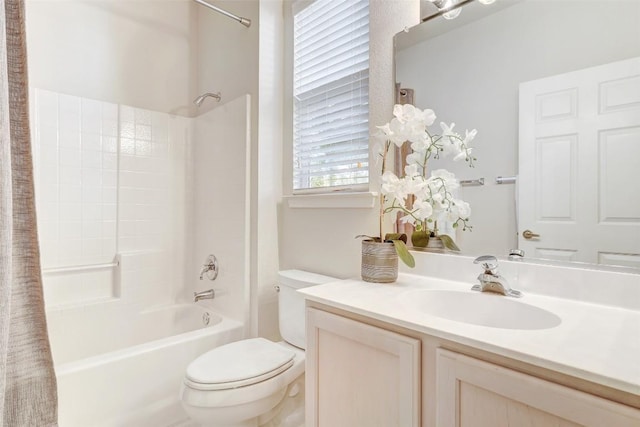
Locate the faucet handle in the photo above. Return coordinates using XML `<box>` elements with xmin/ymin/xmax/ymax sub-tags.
<box><xmin>473</xmin><ymin>255</ymin><xmax>499</xmax><ymax>275</ymax></box>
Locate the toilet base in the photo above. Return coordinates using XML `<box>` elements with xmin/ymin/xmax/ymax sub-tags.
<box><xmin>181</xmin><ymin>375</ymin><xmax>305</xmax><ymax>427</ymax></box>
<box><xmin>258</xmin><ymin>377</ymin><xmax>304</xmax><ymax>427</ymax></box>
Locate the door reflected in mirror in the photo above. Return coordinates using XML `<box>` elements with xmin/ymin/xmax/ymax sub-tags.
<box><xmin>395</xmin><ymin>0</ymin><xmax>640</xmax><ymax>270</ymax></box>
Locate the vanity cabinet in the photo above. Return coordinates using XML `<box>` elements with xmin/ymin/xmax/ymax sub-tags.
<box><xmin>436</xmin><ymin>349</ymin><xmax>640</xmax><ymax>427</ymax></box>
<box><xmin>305</xmin><ymin>308</ymin><xmax>421</xmax><ymax>427</ymax></box>
<box><xmin>306</xmin><ymin>305</ymin><xmax>640</xmax><ymax>427</ymax></box>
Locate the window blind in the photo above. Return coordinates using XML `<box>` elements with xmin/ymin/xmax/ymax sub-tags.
<box><xmin>293</xmin><ymin>0</ymin><xmax>369</xmax><ymax>191</ymax></box>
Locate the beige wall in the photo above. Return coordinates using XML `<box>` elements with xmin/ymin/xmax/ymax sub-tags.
<box><xmin>256</xmin><ymin>0</ymin><xmax>284</xmax><ymax>340</ymax></box>
<box><xmin>278</xmin><ymin>0</ymin><xmax>421</xmax><ymax>280</ymax></box>
<box><xmin>26</xmin><ymin>0</ymin><xmax>199</xmax><ymax>116</ymax></box>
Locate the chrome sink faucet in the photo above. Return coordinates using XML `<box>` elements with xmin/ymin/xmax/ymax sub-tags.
<box><xmin>472</xmin><ymin>255</ymin><xmax>522</xmax><ymax>298</ymax></box>
<box><xmin>194</xmin><ymin>289</ymin><xmax>215</xmax><ymax>302</ymax></box>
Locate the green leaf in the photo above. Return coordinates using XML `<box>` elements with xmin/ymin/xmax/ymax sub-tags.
<box><xmin>391</xmin><ymin>239</ymin><xmax>415</xmax><ymax>268</ymax></box>
<box><xmin>439</xmin><ymin>234</ymin><xmax>461</xmax><ymax>251</ymax></box>
<box><xmin>355</xmin><ymin>235</ymin><xmax>381</xmax><ymax>242</ymax></box>
<box><xmin>384</xmin><ymin>233</ymin><xmax>407</xmax><ymax>244</ymax></box>
<box><xmin>410</xmin><ymin>230</ymin><xmax>429</xmax><ymax>248</ymax></box>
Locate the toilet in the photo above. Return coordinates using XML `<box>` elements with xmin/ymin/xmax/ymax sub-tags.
<box><xmin>180</xmin><ymin>270</ymin><xmax>336</xmax><ymax>427</ymax></box>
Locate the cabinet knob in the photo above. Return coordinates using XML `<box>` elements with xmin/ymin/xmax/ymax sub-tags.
<box><xmin>522</xmin><ymin>230</ymin><xmax>540</xmax><ymax>240</ymax></box>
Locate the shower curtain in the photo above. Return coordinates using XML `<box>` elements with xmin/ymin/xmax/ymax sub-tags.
<box><xmin>0</xmin><ymin>0</ymin><xmax>58</xmax><ymax>425</ymax></box>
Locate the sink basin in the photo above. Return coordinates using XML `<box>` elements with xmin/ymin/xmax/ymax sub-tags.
<box><xmin>399</xmin><ymin>290</ymin><xmax>561</xmax><ymax>330</ymax></box>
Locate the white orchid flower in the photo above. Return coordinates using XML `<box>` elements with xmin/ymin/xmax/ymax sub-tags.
<box><xmin>375</xmin><ymin>105</ymin><xmax>475</xmax><ymax>240</ymax></box>
<box><xmin>463</xmin><ymin>129</ymin><xmax>477</xmax><ymax>144</ymax></box>
<box><xmin>419</xmin><ymin>108</ymin><xmax>436</xmax><ymax>127</ymax></box>
<box><xmin>454</xmin><ymin>199</ymin><xmax>471</xmax><ymax>218</ymax></box>
<box><xmin>381</xmin><ymin>171</ymin><xmax>410</xmax><ymax>202</ymax></box>
<box><xmin>392</xmin><ymin>104</ymin><xmax>410</xmax><ymax>122</ymax></box>
<box><xmin>413</xmin><ymin>199</ymin><xmax>434</xmax><ymax>222</ymax></box>
<box><xmin>430</xmin><ymin>168</ymin><xmax>457</xmax><ymax>183</ymax></box>
<box><xmin>440</xmin><ymin>122</ymin><xmax>457</xmax><ymax>137</ymax></box>
<box><xmin>377</xmin><ymin>122</ymin><xmax>405</xmax><ymax>147</ymax></box>
<box><xmin>404</xmin><ymin>163</ymin><xmax>420</xmax><ymax>177</ymax></box>
<box><xmin>405</xmin><ymin>175</ymin><xmax>428</xmax><ymax>198</ymax></box>
<box><xmin>399</xmin><ymin>213</ymin><xmax>415</xmax><ymax>224</ymax></box>
<box><xmin>405</xmin><ymin>151</ymin><xmax>424</xmax><ymax>167</ymax></box>
<box><xmin>453</xmin><ymin>147</ymin><xmax>472</xmax><ymax>162</ymax></box>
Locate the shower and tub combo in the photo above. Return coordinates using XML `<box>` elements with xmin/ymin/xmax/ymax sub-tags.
<box><xmin>28</xmin><ymin>0</ymin><xmax>262</xmax><ymax>425</ymax></box>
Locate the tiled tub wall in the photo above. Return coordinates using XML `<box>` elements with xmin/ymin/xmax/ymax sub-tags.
<box><xmin>32</xmin><ymin>88</ymin><xmax>191</xmax><ymax>309</ymax></box>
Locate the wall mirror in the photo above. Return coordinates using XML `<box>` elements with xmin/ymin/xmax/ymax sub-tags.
<box><xmin>395</xmin><ymin>0</ymin><xmax>640</xmax><ymax>271</ymax></box>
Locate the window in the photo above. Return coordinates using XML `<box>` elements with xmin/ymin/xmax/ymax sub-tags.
<box><xmin>292</xmin><ymin>0</ymin><xmax>369</xmax><ymax>192</ymax></box>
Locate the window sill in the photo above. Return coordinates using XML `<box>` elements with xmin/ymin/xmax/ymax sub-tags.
<box><xmin>284</xmin><ymin>192</ymin><xmax>378</xmax><ymax>209</ymax></box>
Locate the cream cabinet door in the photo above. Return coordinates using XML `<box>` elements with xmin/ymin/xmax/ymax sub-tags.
<box><xmin>436</xmin><ymin>349</ymin><xmax>640</xmax><ymax>427</ymax></box>
<box><xmin>306</xmin><ymin>308</ymin><xmax>421</xmax><ymax>427</ymax></box>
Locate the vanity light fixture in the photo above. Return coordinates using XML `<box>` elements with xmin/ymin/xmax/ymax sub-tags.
<box><xmin>428</xmin><ymin>0</ymin><xmax>496</xmax><ymax>21</ymax></box>
<box><xmin>429</xmin><ymin>0</ymin><xmax>463</xmax><ymax>20</ymax></box>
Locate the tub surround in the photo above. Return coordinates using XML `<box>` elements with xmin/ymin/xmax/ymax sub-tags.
<box><xmin>300</xmin><ymin>252</ymin><xmax>640</xmax><ymax>398</ymax></box>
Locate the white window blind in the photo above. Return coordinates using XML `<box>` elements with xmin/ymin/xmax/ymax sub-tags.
<box><xmin>293</xmin><ymin>0</ymin><xmax>369</xmax><ymax>191</ymax></box>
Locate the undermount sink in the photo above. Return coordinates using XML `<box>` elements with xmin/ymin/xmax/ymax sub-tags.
<box><xmin>399</xmin><ymin>289</ymin><xmax>562</xmax><ymax>330</ymax></box>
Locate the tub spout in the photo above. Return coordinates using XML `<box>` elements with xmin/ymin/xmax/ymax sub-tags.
<box><xmin>194</xmin><ymin>289</ymin><xmax>215</xmax><ymax>302</ymax></box>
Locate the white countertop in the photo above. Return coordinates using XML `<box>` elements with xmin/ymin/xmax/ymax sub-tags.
<box><xmin>300</xmin><ymin>273</ymin><xmax>640</xmax><ymax>396</ymax></box>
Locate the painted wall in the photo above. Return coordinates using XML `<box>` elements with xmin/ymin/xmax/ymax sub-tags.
<box><xmin>256</xmin><ymin>0</ymin><xmax>285</xmax><ymax>340</ymax></box>
<box><xmin>26</xmin><ymin>0</ymin><xmax>198</xmax><ymax>116</ymax></box>
<box><xmin>396</xmin><ymin>0</ymin><xmax>640</xmax><ymax>257</ymax></box>
<box><xmin>278</xmin><ymin>0</ymin><xmax>421</xmax><ymax>280</ymax></box>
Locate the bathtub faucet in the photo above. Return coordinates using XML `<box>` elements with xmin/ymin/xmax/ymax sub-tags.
<box><xmin>194</xmin><ymin>289</ymin><xmax>215</xmax><ymax>302</ymax></box>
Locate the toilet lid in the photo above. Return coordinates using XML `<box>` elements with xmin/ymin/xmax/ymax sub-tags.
<box><xmin>185</xmin><ymin>338</ymin><xmax>296</xmax><ymax>390</ymax></box>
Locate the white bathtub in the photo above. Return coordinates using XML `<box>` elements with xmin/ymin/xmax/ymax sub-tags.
<box><xmin>49</xmin><ymin>304</ymin><xmax>243</xmax><ymax>427</ymax></box>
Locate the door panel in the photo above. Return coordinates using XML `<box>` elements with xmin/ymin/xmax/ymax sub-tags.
<box><xmin>519</xmin><ymin>57</ymin><xmax>640</xmax><ymax>265</ymax></box>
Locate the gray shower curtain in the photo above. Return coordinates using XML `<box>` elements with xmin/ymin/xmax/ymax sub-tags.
<box><xmin>0</xmin><ymin>0</ymin><xmax>58</xmax><ymax>425</ymax></box>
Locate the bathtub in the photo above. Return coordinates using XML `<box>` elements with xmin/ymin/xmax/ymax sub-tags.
<box><xmin>49</xmin><ymin>303</ymin><xmax>243</xmax><ymax>427</ymax></box>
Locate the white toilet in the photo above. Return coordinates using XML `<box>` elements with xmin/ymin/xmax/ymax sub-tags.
<box><xmin>180</xmin><ymin>270</ymin><xmax>336</xmax><ymax>427</ymax></box>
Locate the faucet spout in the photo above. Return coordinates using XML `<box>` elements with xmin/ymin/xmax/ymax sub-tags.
<box><xmin>472</xmin><ymin>255</ymin><xmax>522</xmax><ymax>298</ymax></box>
<box><xmin>194</xmin><ymin>289</ymin><xmax>215</xmax><ymax>302</ymax></box>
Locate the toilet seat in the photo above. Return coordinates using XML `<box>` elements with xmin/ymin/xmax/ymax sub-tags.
<box><xmin>185</xmin><ymin>338</ymin><xmax>295</xmax><ymax>391</ymax></box>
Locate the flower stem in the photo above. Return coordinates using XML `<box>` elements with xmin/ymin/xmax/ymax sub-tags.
<box><xmin>379</xmin><ymin>141</ymin><xmax>391</xmax><ymax>240</ymax></box>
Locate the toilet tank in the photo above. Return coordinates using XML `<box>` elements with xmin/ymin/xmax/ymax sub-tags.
<box><xmin>278</xmin><ymin>270</ymin><xmax>336</xmax><ymax>349</ymax></box>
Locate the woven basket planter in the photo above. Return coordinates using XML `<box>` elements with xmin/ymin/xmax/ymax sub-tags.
<box><xmin>361</xmin><ymin>240</ymin><xmax>398</xmax><ymax>283</ymax></box>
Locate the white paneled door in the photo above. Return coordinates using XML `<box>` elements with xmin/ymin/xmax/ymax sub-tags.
<box><xmin>519</xmin><ymin>57</ymin><xmax>640</xmax><ymax>267</ymax></box>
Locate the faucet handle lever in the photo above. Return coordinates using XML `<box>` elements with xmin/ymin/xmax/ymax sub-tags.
<box><xmin>473</xmin><ymin>255</ymin><xmax>498</xmax><ymax>274</ymax></box>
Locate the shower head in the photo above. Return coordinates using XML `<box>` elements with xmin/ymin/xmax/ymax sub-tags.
<box><xmin>194</xmin><ymin>92</ymin><xmax>222</xmax><ymax>107</ymax></box>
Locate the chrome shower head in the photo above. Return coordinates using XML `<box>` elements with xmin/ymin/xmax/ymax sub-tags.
<box><xmin>194</xmin><ymin>92</ymin><xmax>221</xmax><ymax>107</ymax></box>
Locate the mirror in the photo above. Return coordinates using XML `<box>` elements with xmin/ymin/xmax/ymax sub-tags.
<box><xmin>395</xmin><ymin>0</ymin><xmax>640</xmax><ymax>271</ymax></box>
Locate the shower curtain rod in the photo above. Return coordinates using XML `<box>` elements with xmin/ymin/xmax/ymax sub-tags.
<box><xmin>192</xmin><ymin>0</ymin><xmax>251</xmax><ymax>28</ymax></box>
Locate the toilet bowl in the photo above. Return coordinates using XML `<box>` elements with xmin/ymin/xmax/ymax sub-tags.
<box><xmin>180</xmin><ymin>270</ymin><xmax>335</xmax><ymax>427</ymax></box>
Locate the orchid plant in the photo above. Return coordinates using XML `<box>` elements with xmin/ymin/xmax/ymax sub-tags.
<box><xmin>375</xmin><ymin>104</ymin><xmax>477</xmax><ymax>253</ymax></box>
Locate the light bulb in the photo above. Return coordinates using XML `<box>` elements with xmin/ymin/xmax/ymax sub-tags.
<box><xmin>442</xmin><ymin>7</ymin><xmax>462</xmax><ymax>19</ymax></box>
<box><xmin>440</xmin><ymin>0</ymin><xmax>462</xmax><ymax>20</ymax></box>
